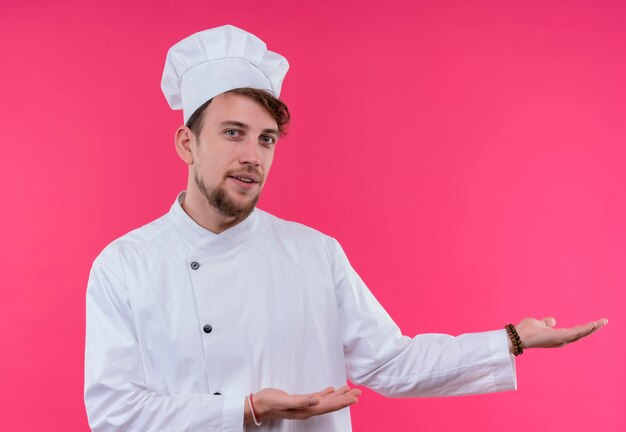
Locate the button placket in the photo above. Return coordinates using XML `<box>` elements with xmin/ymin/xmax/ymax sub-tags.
<box><xmin>187</xmin><ymin>248</ymin><xmax>237</xmax><ymax>395</ymax></box>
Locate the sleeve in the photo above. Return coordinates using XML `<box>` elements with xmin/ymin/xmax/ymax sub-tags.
<box><xmin>326</xmin><ymin>237</ymin><xmax>517</xmax><ymax>398</ymax></box>
<box><xmin>84</xmin><ymin>250</ymin><xmax>245</xmax><ymax>432</ymax></box>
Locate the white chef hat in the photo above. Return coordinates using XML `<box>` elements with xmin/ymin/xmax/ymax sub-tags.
<box><xmin>161</xmin><ymin>24</ymin><xmax>289</xmax><ymax>123</ymax></box>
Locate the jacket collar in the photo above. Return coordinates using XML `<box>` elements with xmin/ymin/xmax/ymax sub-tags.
<box><xmin>169</xmin><ymin>191</ymin><xmax>259</xmax><ymax>249</ymax></box>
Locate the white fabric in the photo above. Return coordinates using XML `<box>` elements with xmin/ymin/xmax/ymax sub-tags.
<box><xmin>84</xmin><ymin>192</ymin><xmax>517</xmax><ymax>431</ymax></box>
<box><xmin>161</xmin><ymin>25</ymin><xmax>289</xmax><ymax>123</ymax></box>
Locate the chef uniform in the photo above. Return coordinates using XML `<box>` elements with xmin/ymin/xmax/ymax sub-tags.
<box><xmin>84</xmin><ymin>25</ymin><xmax>517</xmax><ymax>432</ymax></box>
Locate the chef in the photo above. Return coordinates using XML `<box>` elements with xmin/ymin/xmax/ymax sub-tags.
<box><xmin>84</xmin><ymin>24</ymin><xmax>608</xmax><ymax>431</ymax></box>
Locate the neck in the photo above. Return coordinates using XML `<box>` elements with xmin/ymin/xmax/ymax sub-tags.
<box><xmin>181</xmin><ymin>187</ymin><xmax>246</xmax><ymax>234</ymax></box>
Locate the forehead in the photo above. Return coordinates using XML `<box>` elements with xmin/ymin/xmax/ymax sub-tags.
<box><xmin>202</xmin><ymin>93</ymin><xmax>277</xmax><ymax>128</ymax></box>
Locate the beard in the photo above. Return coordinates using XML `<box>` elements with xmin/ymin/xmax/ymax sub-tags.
<box><xmin>194</xmin><ymin>170</ymin><xmax>260</xmax><ymax>219</ymax></box>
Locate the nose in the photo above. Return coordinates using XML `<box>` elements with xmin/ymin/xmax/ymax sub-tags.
<box><xmin>239</xmin><ymin>136</ymin><xmax>261</xmax><ymax>167</ymax></box>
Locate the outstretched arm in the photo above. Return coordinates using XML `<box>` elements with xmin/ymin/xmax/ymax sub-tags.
<box><xmin>513</xmin><ymin>317</ymin><xmax>608</xmax><ymax>352</ymax></box>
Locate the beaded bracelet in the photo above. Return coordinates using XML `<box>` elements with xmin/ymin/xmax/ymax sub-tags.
<box><xmin>505</xmin><ymin>323</ymin><xmax>524</xmax><ymax>356</ymax></box>
<box><xmin>248</xmin><ymin>392</ymin><xmax>262</xmax><ymax>426</ymax></box>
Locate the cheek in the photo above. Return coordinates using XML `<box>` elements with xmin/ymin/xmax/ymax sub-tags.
<box><xmin>194</xmin><ymin>158</ymin><xmax>222</xmax><ymax>184</ymax></box>
<box><xmin>262</xmin><ymin>150</ymin><xmax>276</xmax><ymax>174</ymax></box>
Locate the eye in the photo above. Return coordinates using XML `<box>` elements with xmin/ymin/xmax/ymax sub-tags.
<box><xmin>225</xmin><ymin>129</ymin><xmax>241</xmax><ymax>137</ymax></box>
<box><xmin>260</xmin><ymin>135</ymin><xmax>277</xmax><ymax>145</ymax></box>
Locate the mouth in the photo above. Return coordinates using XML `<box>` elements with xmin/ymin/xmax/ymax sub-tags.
<box><xmin>227</xmin><ymin>173</ymin><xmax>261</xmax><ymax>189</ymax></box>
<box><xmin>228</xmin><ymin>175</ymin><xmax>258</xmax><ymax>184</ymax></box>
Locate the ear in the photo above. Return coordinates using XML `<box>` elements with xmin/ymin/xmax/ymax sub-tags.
<box><xmin>175</xmin><ymin>126</ymin><xmax>195</xmax><ymax>165</ymax></box>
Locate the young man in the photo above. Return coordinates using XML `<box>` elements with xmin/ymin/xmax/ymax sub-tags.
<box><xmin>84</xmin><ymin>25</ymin><xmax>607</xmax><ymax>431</ymax></box>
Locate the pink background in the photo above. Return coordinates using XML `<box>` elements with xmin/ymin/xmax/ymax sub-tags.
<box><xmin>1</xmin><ymin>0</ymin><xmax>624</xmax><ymax>430</ymax></box>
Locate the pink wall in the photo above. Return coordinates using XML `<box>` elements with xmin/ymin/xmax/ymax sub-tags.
<box><xmin>0</xmin><ymin>0</ymin><xmax>623</xmax><ymax>430</ymax></box>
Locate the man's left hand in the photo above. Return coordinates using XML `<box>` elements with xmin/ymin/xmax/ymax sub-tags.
<box><xmin>513</xmin><ymin>317</ymin><xmax>608</xmax><ymax>352</ymax></box>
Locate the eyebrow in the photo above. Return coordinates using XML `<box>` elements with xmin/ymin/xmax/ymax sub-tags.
<box><xmin>218</xmin><ymin>120</ymin><xmax>279</xmax><ymax>136</ymax></box>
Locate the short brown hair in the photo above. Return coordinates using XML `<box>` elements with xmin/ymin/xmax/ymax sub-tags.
<box><xmin>185</xmin><ymin>87</ymin><xmax>291</xmax><ymax>138</ymax></box>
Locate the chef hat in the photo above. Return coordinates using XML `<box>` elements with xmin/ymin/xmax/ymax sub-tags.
<box><xmin>161</xmin><ymin>24</ymin><xmax>289</xmax><ymax>123</ymax></box>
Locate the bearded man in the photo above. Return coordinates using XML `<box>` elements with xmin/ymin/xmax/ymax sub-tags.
<box><xmin>84</xmin><ymin>25</ymin><xmax>607</xmax><ymax>432</ymax></box>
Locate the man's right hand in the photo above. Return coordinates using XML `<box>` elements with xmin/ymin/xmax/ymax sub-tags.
<box><xmin>244</xmin><ymin>385</ymin><xmax>361</xmax><ymax>424</ymax></box>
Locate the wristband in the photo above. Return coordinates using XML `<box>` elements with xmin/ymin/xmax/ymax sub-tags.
<box><xmin>505</xmin><ymin>323</ymin><xmax>524</xmax><ymax>356</ymax></box>
<box><xmin>248</xmin><ymin>392</ymin><xmax>262</xmax><ymax>426</ymax></box>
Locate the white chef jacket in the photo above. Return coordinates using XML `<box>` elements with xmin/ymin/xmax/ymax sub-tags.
<box><xmin>84</xmin><ymin>192</ymin><xmax>517</xmax><ymax>432</ymax></box>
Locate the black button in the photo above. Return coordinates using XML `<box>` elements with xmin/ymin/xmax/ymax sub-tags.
<box><xmin>203</xmin><ymin>324</ymin><xmax>213</xmax><ymax>333</ymax></box>
<box><xmin>190</xmin><ymin>261</ymin><xmax>200</xmax><ymax>270</ymax></box>
<box><xmin>213</xmin><ymin>392</ymin><xmax>221</xmax><ymax>395</ymax></box>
